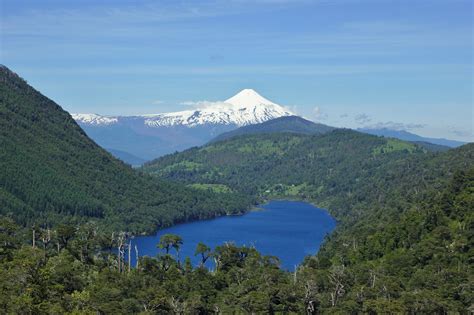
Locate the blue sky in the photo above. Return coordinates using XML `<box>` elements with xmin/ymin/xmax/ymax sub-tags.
<box><xmin>1</xmin><ymin>0</ymin><xmax>472</xmax><ymax>141</ymax></box>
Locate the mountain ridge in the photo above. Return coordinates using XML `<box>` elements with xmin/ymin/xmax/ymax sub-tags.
<box><xmin>359</xmin><ymin>127</ymin><xmax>466</xmax><ymax>148</ymax></box>
<box><xmin>210</xmin><ymin>115</ymin><xmax>335</xmax><ymax>143</ymax></box>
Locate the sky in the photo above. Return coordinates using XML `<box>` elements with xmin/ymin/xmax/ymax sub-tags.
<box><xmin>1</xmin><ymin>0</ymin><xmax>472</xmax><ymax>141</ymax></box>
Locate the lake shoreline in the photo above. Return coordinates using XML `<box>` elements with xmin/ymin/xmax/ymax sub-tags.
<box><xmin>130</xmin><ymin>200</ymin><xmax>336</xmax><ymax>270</ymax></box>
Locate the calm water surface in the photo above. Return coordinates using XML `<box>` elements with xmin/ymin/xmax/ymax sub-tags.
<box><xmin>129</xmin><ymin>200</ymin><xmax>336</xmax><ymax>270</ymax></box>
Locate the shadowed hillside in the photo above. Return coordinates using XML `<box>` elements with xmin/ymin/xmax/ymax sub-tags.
<box><xmin>0</xmin><ymin>66</ymin><xmax>250</xmax><ymax>233</ymax></box>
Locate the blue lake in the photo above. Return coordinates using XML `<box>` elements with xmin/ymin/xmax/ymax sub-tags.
<box><xmin>128</xmin><ymin>200</ymin><xmax>336</xmax><ymax>270</ymax></box>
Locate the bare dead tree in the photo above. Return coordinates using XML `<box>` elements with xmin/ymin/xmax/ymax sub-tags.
<box><xmin>328</xmin><ymin>266</ymin><xmax>345</xmax><ymax>307</ymax></box>
<box><xmin>135</xmin><ymin>245</ymin><xmax>139</xmax><ymax>270</ymax></box>
<box><xmin>110</xmin><ymin>232</ymin><xmax>115</xmax><ymax>248</ymax></box>
<box><xmin>128</xmin><ymin>240</ymin><xmax>131</xmax><ymax>273</ymax></box>
<box><xmin>170</xmin><ymin>296</ymin><xmax>187</xmax><ymax>314</ymax></box>
<box><xmin>304</xmin><ymin>279</ymin><xmax>319</xmax><ymax>315</ymax></box>
<box><xmin>369</xmin><ymin>269</ymin><xmax>376</xmax><ymax>288</ymax></box>
<box><xmin>41</xmin><ymin>228</ymin><xmax>52</xmax><ymax>261</ymax></box>
<box><xmin>116</xmin><ymin>232</ymin><xmax>126</xmax><ymax>273</ymax></box>
<box><xmin>293</xmin><ymin>265</ymin><xmax>298</xmax><ymax>284</ymax></box>
<box><xmin>213</xmin><ymin>255</ymin><xmax>221</xmax><ymax>272</ymax></box>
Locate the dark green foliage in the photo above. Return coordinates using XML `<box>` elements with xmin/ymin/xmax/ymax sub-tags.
<box><xmin>144</xmin><ymin>130</ymin><xmax>474</xmax><ymax>312</ymax></box>
<box><xmin>0</xmin><ymin>221</ymin><xmax>300</xmax><ymax>314</ymax></box>
<box><xmin>0</xmin><ymin>65</ymin><xmax>251</xmax><ymax>233</ymax></box>
<box><xmin>210</xmin><ymin>115</ymin><xmax>335</xmax><ymax>143</ymax></box>
<box><xmin>0</xmin><ymin>169</ymin><xmax>471</xmax><ymax>313</ymax></box>
<box><xmin>144</xmin><ymin>130</ymin><xmax>427</xmax><ymax>220</ymax></box>
<box><xmin>1</xmin><ymin>65</ymin><xmax>472</xmax><ymax>312</ymax></box>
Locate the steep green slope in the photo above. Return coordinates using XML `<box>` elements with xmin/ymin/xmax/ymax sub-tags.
<box><xmin>0</xmin><ymin>66</ymin><xmax>249</xmax><ymax>233</ymax></box>
<box><xmin>143</xmin><ymin>131</ymin><xmax>474</xmax><ymax>311</ymax></box>
<box><xmin>210</xmin><ymin>115</ymin><xmax>335</xmax><ymax>143</ymax></box>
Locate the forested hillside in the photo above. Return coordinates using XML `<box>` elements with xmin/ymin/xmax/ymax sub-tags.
<box><xmin>143</xmin><ymin>131</ymin><xmax>474</xmax><ymax>312</ymax></box>
<box><xmin>0</xmin><ymin>151</ymin><xmax>471</xmax><ymax>313</ymax></box>
<box><xmin>0</xmin><ymin>66</ymin><xmax>250</xmax><ymax>233</ymax></box>
<box><xmin>210</xmin><ymin>115</ymin><xmax>335</xmax><ymax>143</ymax></box>
<box><xmin>144</xmin><ymin>131</ymin><xmax>440</xmax><ymax>219</ymax></box>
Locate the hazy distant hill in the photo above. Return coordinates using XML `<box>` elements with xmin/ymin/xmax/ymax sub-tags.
<box><xmin>359</xmin><ymin>127</ymin><xmax>466</xmax><ymax>148</ymax></box>
<box><xmin>107</xmin><ymin>148</ymin><xmax>147</xmax><ymax>166</ymax></box>
<box><xmin>210</xmin><ymin>116</ymin><xmax>335</xmax><ymax>143</ymax></box>
<box><xmin>77</xmin><ymin>120</ymin><xmax>236</xmax><ymax>161</ymax></box>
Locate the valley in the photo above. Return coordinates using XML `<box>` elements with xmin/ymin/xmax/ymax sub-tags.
<box><xmin>0</xmin><ymin>66</ymin><xmax>472</xmax><ymax>313</ymax></box>
<box><xmin>2</xmin><ymin>0</ymin><xmax>472</xmax><ymax>313</ymax></box>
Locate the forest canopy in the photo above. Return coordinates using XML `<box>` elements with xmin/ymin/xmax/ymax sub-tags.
<box><xmin>0</xmin><ymin>65</ymin><xmax>472</xmax><ymax>313</ymax></box>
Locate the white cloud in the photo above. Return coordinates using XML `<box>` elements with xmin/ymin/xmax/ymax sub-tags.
<box><xmin>180</xmin><ymin>100</ymin><xmax>231</xmax><ymax>109</ymax></box>
<box><xmin>312</xmin><ymin>106</ymin><xmax>328</xmax><ymax>121</ymax></box>
<box><xmin>179</xmin><ymin>101</ymin><xmax>199</xmax><ymax>106</ymax></box>
<box><xmin>354</xmin><ymin>113</ymin><xmax>371</xmax><ymax>124</ymax></box>
<box><xmin>448</xmin><ymin>126</ymin><xmax>473</xmax><ymax>138</ymax></box>
<box><xmin>353</xmin><ymin>114</ymin><xmax>426</xmax><ymax>131</ymax></box>
<box><xmin>363</xmin><ymin>121</ymin><xmax>426</xmax><ymax>131</ymax></box>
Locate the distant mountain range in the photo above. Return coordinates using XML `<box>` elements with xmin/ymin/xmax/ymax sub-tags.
<box><xmin>73</xmin><ymin>89</ymin><xmax>293</xmax><ymax>162</ymax></box>
<box><xmin>358</xmin><ymin>128</ymin><xmax>466</xmax><ymax>148</ymax></box>
<box><xmin>73</xmin><ymin>90</ymin><xmax>467</xmax><ymax>164</ymax></box>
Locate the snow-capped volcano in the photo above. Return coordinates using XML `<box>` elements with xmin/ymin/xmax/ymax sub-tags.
<box><xmin>145</xmin><ymin>89</ymin><xmax>292</xmax><ymax>127</ymax></box>
<box><xmin>72</xmin><ymin>89</ymin><xmax>293</xmax><ymax>127</ymax></box>
<box><xmin>72</xmin><ymin>89</ymin><xmax>295</xmax><ymax>162</ymax></box>
<box><xmin>225</xmin><ymin>88</ymin><xmax>280</xmax><ymax>107</ymax></box>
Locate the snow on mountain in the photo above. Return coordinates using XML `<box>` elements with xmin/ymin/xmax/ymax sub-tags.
<box><xmin>71</xmin><ymin>113</ymin><xmax>118</xmax><ymax>125</ymax></box>
<box><xmin>73</xmin><ymin>89</ymin><xmax>294</xmax><ymax>128</ymax></box>
<box><xmin>71</xmin><ymin>90</ymin><xmax>294</xmax><ymax>161</ymax></box>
